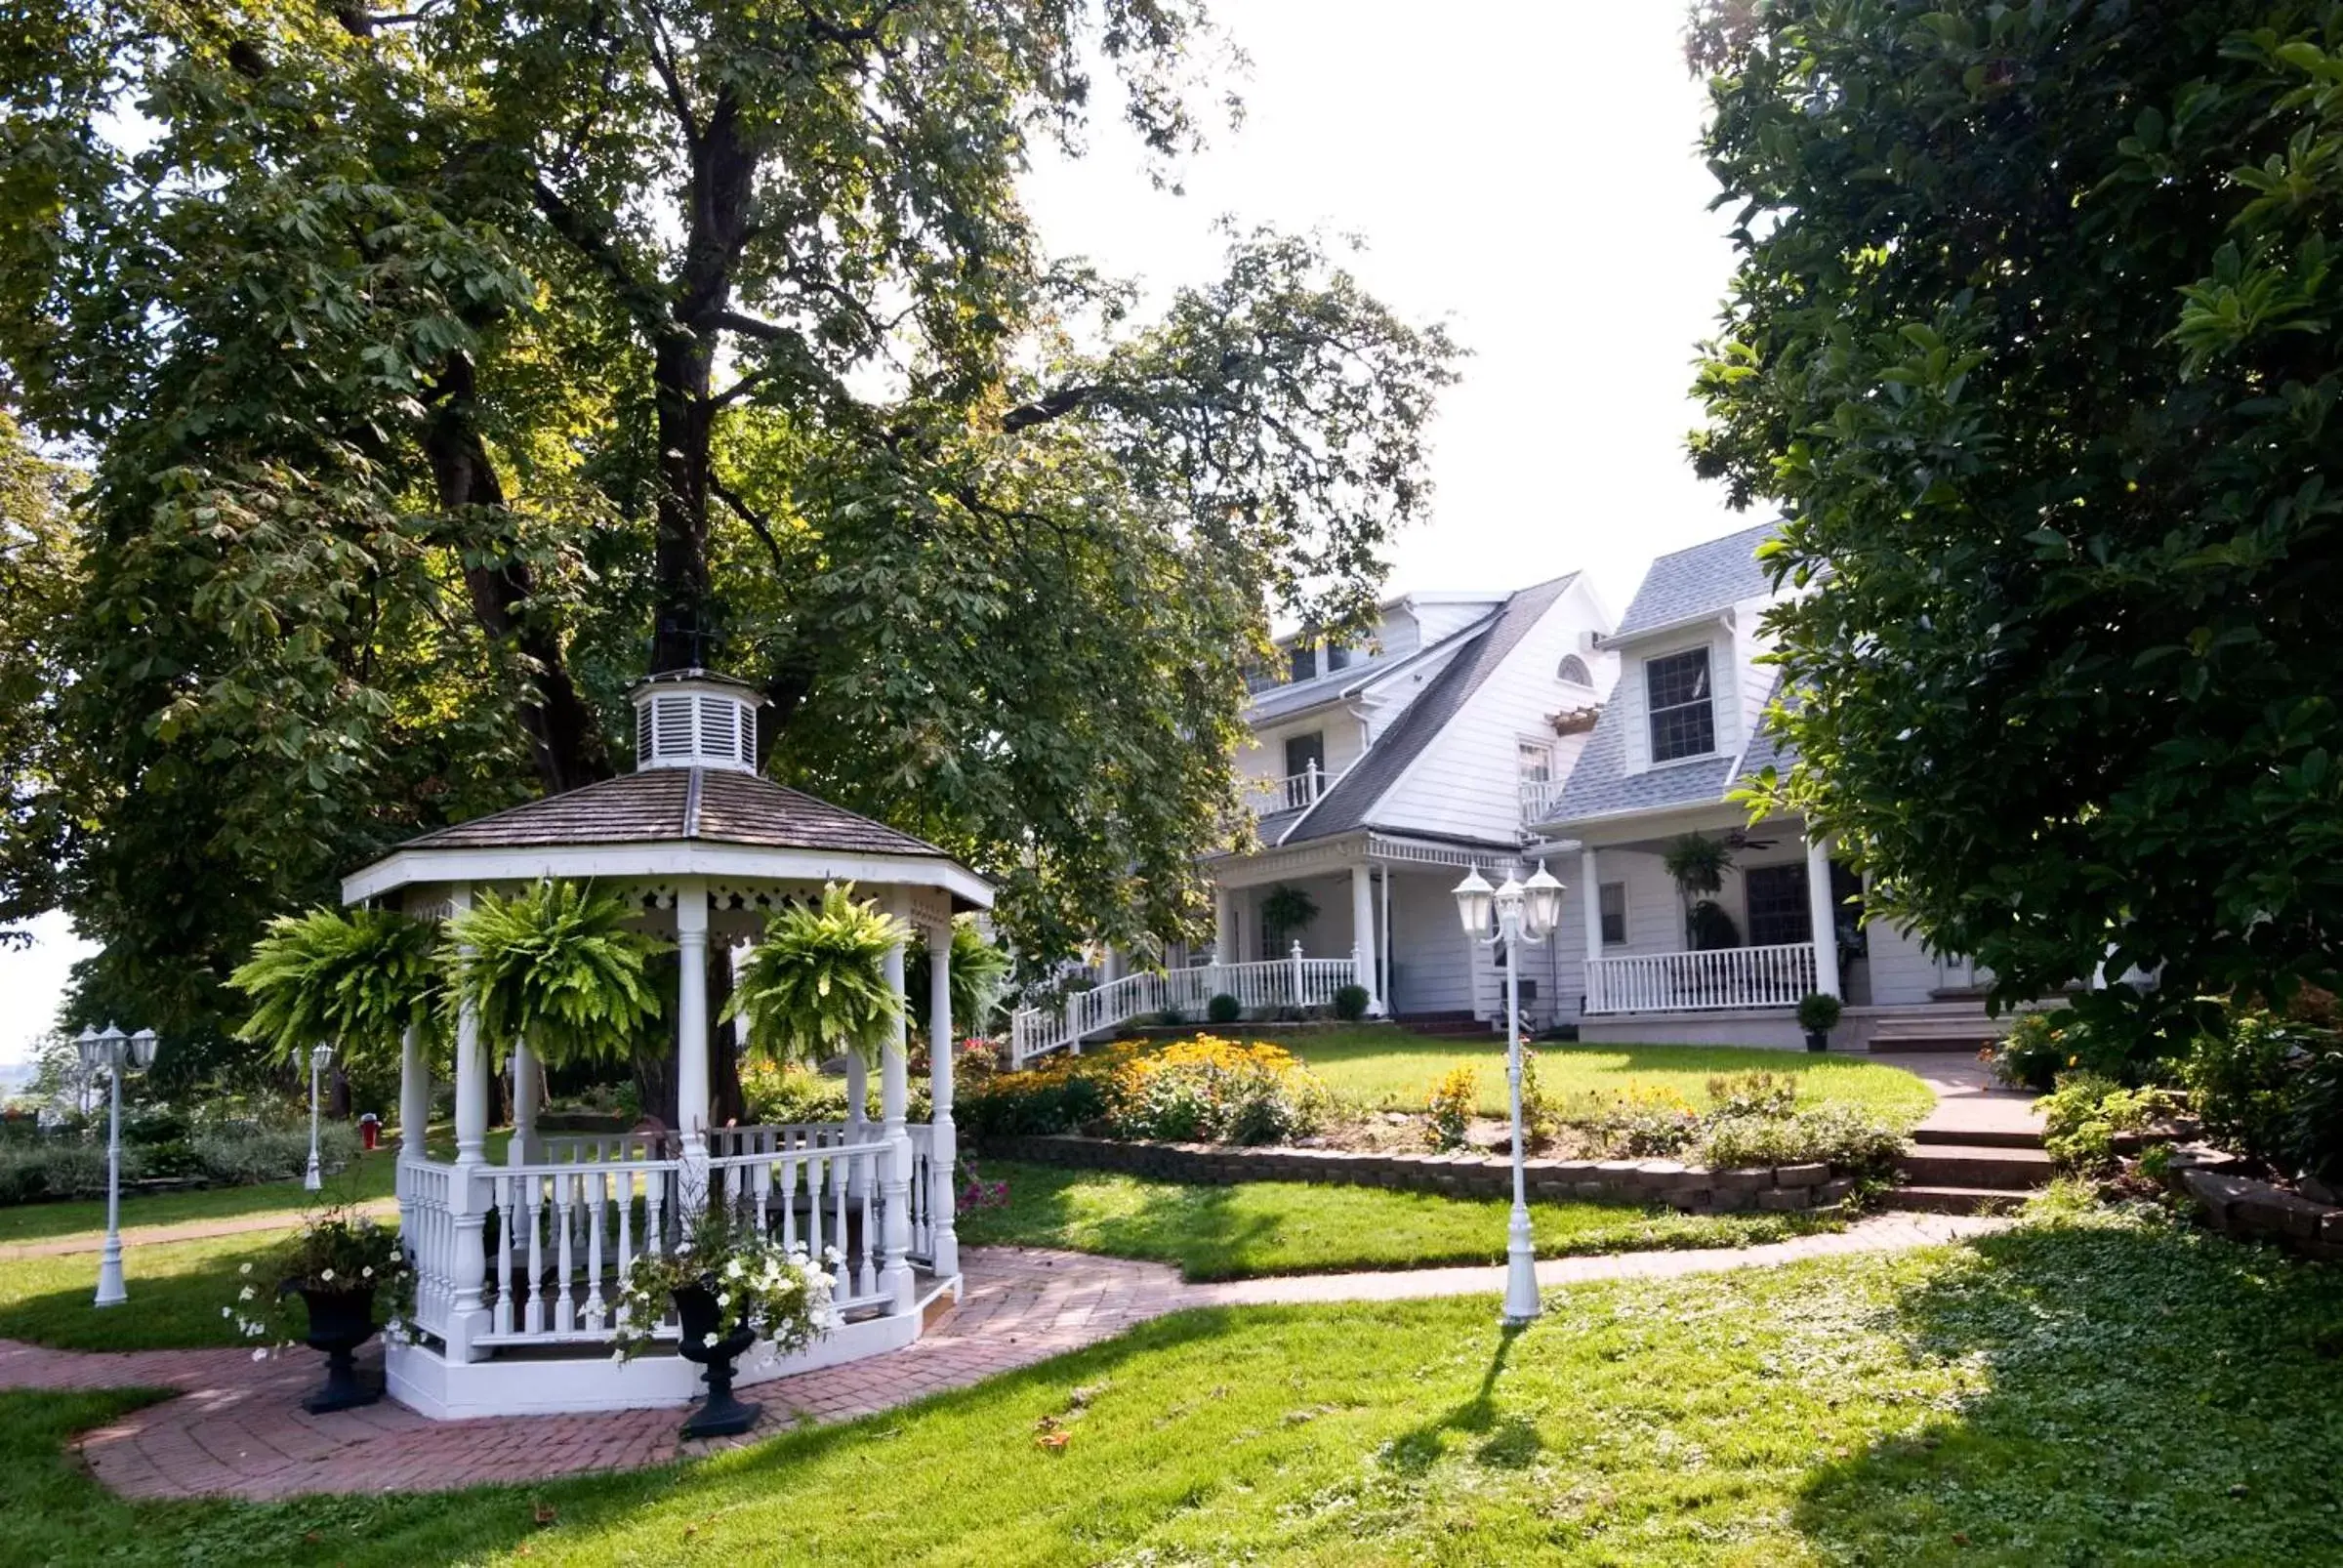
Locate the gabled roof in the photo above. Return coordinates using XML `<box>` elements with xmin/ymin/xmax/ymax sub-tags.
<box><xmin>1277</xmin><ymin>573</ymin><xmax>1580</xmax><ymax>846</ymax></box>
<box><xmin>1547</xmin><ymin>706</ymin><xmax>1739</xmax><ymax>822</ymax></box>
<box><xmin>1611</xmin><ymin>520</ymin><xmax>1780</xmax><ymax>640</ymax></box>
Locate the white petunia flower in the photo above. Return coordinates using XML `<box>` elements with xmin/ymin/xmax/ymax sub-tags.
<box><xmin>239</xmin><ymin>1262</ymin><xmax>253</xmax><ymax>1276</ymax></box>
<box><xmin>703</xmin><ymin>1332</ymin><xmax>719</xmax><ymax>1348</ymax></box>
<box><xmin>252</xmin><ymin>1348</ymin><xmax>267</xmax><ymax>1362</ymax></box>
<box><xmin>320</xmin><ymin>1268</ymin><xmax>335</xmax><ymax>1283</ymax></box>
<box><xmin>221</xmin><ymin>1307</ymin><xmax>232</xmax><ymax>1319</ymax></box>
<box><xmin>362</xmin><ymin>1265</ymin><xmax>374</xmax><ymax>1279</ymax></box>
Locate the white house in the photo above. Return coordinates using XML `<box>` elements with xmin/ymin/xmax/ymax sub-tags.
<box><xmin>1523</xmin><ymin>522</ymin><xmax>1994</xmax><ymax>1050</ymax></box>
<box><xmin>1010</xmin><ymin>573</ymin><xmax>1623</xmax><ymax>1060</ymax></box>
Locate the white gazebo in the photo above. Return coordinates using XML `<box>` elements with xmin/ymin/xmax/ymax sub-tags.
<box><xmin>344</xmin><ymin>670</ymin><xmax>989</xmax><ymax>1419</ymax></box>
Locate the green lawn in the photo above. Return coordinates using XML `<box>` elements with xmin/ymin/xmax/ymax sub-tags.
<box><xmin>959</xmin><ymin>1160</ymin><xmax>1838</xmax><ymax>1280</ymax></box>
<box><xmin>0</xmin><ymin>1232</ymin><xmax>291</xmax><ymax>1351</ymax></box>
<box><xmin>0</xmin><ymin>1127</ymin><xmax>508</xmax><ymax>1246</ymax></box>
<box><xmin>6</xmin><ymin>1209</ymin><xmax>2340</xmax><ymax>1565</ymax></box>
<box><xmin>1275</xmin><ymin>1029</ymin><xmax>1938</xmax><ymax>1125</ymax></box>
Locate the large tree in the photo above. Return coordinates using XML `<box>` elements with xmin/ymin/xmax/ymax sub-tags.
<box><xmin>0</xmin><ymin>0</ymin><xmax>1455</xmax><ymax>1061</ymax></box>
<box><xmin>1689</xmin><ymin>1</ymin><xmax>2343</xmax><ymax>1043</ymax></box>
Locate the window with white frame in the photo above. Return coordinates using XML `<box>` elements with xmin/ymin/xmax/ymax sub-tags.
<box><xmin>1598</xmin><ymin>882</ymin><xmax>1626</xmax><ymax>946</ymax></box>
<box><xmin>1557</xmin><ymin>653</ymin><xmax>1593</xmax><ymax>687</ymax></box>
<box><xmin>1645</xmin><ymin>647</ymin><xmax>1716</xmax><ymax>762</ymax></box>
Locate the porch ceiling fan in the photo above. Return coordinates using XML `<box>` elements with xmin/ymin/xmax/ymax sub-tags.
<box><xmin>1722</xmin><ymin>828</ymin><xmax>1776</xmax><ymax>852</ymax></box>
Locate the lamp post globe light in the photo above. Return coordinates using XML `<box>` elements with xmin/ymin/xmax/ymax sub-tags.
<box><xmin>1453</xmin><ymin>861</ymin><xmax>1563</xmax><ymax>1328</ymax></box>
<box><xmin>79</xmin><ymin>1023</ymin><xmax>158</xmax><ymax>1308</ymax></box>
<box><xmin>306</xmin><ymin>1042</ymin><xmax>336</xmax><ymax>1192</ymax></box>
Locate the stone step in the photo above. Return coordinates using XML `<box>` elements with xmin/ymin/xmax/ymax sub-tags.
<box><xmin>1885</xmin><ymin>1183</ymin><xmax>2034</xmax><ymax>1216</ymax></box>
<box><xmin>1869</xmin><ymin>1031</ymin><xmax>2001</xmax><ymax>1053</ymax></box>
<box><xmin>1897</xmin><ymin>1143</ymin><xmax>2056</xmax><ymax>1190</ymax></box>
<box><xmin>1911</xmin><ymin>1124</ymin><xmax>2044</xmax><ymax>1151</ymax></box>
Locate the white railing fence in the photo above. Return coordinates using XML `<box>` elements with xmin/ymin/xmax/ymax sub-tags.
<box><xmin>406</xmin><ymin>1119</ymin><xmax>935</xmax><ymax>1356</ymax></box>
<box><xmin>1517</xmin><ymin>776</ymin><xmax>1560</xmax><ymax>825</ymax></box>
<box><xmin>1584</xmin><ymin>941</ymin><xmax>1819</xmax><ymax>1014</ymax></box>
<box><xmin>1241</xmin><ymin>761</ymin><xmax>1346</xmax><ymax>818</ymax></box>
<box><xmin>1008</xmin><ymin>943</ymin><xmax>1367</xmax><ymax>1066</ymax></box>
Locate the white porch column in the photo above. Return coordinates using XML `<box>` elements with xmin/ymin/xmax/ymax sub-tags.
<box><xmin>1805</xmin><ymin>831</ymin><xmax>1842</xmax><ymax>999</ymax></box>
<box><xmin>926</xmin><ymin>921</ymin><xmax>960</xmax><ymax>1278</ymax></box>
<box><xmin>879</xmin><ymin>896</ymin><xmax>916</xmax><ymax>1313</ymax></box>
<box><xmin>1213</xmin><ymin>887</ymin><xmax>1236</xmax><ymax>966</ymax></box>
<box><xmin>1581</xmin><ymin>846</ymin><xmax>1603</xmax><ymax>1013</ymax></box>
<box><xmin>1349</xmin><ymin>863</ymin><xmax>1383</xmax><ymax>1015</ymax></box>
<box><xmin>446</xmin><ymin>884</ymin><xmax>490</xmax><ymax>1361</ymax></box>
<box><xmin>675</xmin><ymin>880</ymin><xmax>712</xmax><ymax>1176</ymax></box>
<box><xmin>508</xmin><ymin>1045</ymin><xmax>540</xmax><ymax>1167</ymax></box>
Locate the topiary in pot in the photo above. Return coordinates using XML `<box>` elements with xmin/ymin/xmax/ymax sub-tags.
<box><xmin>1333</xmin><ymin>983</ymin><xmax>1371</xmax><ymax>1021</ymax></box>
<box><xmin>1206</xmin><ymin>992</ymin><xmax>1242</xmax><ymax>1025</ymax></box>
<box><xmin>1797</xmin><ymin>991</ymin><xmax>1843</xmax><ymax>1052</ymax></box>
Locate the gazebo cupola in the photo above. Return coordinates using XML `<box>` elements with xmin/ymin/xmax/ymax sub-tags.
<box><xmin>630</xmin><ymin>669</ymin><xmax>764</xmax><ymax>773</ymax></box>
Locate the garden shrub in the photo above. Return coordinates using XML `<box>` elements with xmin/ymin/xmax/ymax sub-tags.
<box><xmin>1205</xmin><ymin>993</ymin><xmax>1242</xmax><ymax>1025</ymax></box>
<box><xmin>2286</xmin><ymin>1051</ymin><xmax>2343</xmax><ymax>1185</ymax></box>
<box><xmin>1332</xmin><ymin>983</ymin><xmax>1371</xmax><ymax>1021</ymax></box>
<box><xmin>1987</xmin><ymin>1011</ymin><xmax>2080</xmax><ymax>1092</ymax></box>
<box><xmin>1706</xmin><ymin>1071</ymin><xmax>1797</xmax><ymax>1119</ymax></box>
<box><xmin>0</xmin><ymin>1140</ymin><xmax>148</xmax><ymax>1203</ymax></box>
<box><xmin>960</xmin><ymin>1038</ymin><xmax>1330</xmax><ymax>1146</ymax></box>
<box><xmin>190</xmin><ymin>1125</ymin><xmax>360</xmax><ymax>1186</ymax></box>
<box><xmin>1424</xmin><ymin>1064</ymin><xmax>1477</xmax><ymax>1150</ymax></box>
<box><xmin>2035</xmin><ymin>1072</ymin><xmax>2182</xmax><ymax>1176</ymax></box>
<box><xmin>1566</xmin><ymin>1085</ymin><xmax>1701</xmax><ymax>1157</ymax></box>
<box><xmin>2180</xmin><ymin>1010</ymin><xmax>2329</xmax><ymax>1168</ymax></box>
<box><xmin>740</xmin><ymin>1058</ymin><xmax>851</xmax><ymax>1125</ymax></box>
<box><xmin>1695</xmin><ymin>1103</ymin><xmax>1904</xmax><ymax>1184</ymax></box>
<box><xmin>1104</xmin><ymin>1038</ymin><xmax>1330</xmax><ymax>1145</ymax></box>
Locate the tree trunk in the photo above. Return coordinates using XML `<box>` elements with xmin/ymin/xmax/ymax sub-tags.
<box><xmin>425</xmin><ymin>351</ymin><xmax>612</xmax><ymax>794</ymax></box>
<box><xmin>709</xmin><ymin>937</ymin><xmax>745</xmax><ymax>1127</ymax></box>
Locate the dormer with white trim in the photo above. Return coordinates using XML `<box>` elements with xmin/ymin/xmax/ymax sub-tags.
<box><xmin>630</xmin><ymin>670</ymin><xmax>764</xmax><ymax>774</ymax></box>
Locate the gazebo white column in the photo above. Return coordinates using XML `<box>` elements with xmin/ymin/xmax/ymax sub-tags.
<box><xmin>926</xmin><ymin>921</ymin><xmax>960</xmax><ymax>1277</ymax></box>
<box><xmin>395</xmin><ymin>1019</ymin><xmax>430</xmax><ymax>1237</ymax></box>
<box><xmin>1349</xmin><ymin>864</ymin><xmax>1382</xmax><ymax>1014</ymax></box>
<box><xmin>675</xmin><ymin>880</ymin><xmax>712</xmax><ymax>1183</ymax></box>
<box><xmin>446</xmin><ymin>883</ymin><xmax>490</xmax><ymax>1361</ymax></box>
<box><xmin>1804</xmin><ymin>831</ymin><xmax>1842</xmax><ymax>999</ymax></box>
<box><xmin>508</xmin><ymin>1045</ymin><xmax>540</xmax><ymax>1167</ymax></box>
<box><xmin>878</xmin><ymin>896</ymin><xmax>915</xmax><ymax>1312</ymax></box>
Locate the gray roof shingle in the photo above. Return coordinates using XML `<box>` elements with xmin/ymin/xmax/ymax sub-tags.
<box><xmin>1612</xmin><ymin>520</ymin><xmax>1781</xmax><ymax>639</ymax></box>
<box><xmin>397</xmin><ymin>768</ymin><xmax>954</xmax><ymax>859</ymax></box>
<box><xmin>1280</xmin><ymin>574</ymin><xmax>1579</xmax><ymax>846</ymax></box>
<box><xmin>1547</xmin><ymin>702</ymin><xmax>1737</xmax><ymax>822</ymax></box>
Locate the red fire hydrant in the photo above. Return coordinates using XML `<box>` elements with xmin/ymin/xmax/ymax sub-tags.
<box><xmin>358</xmin><ymin>1112</ymin><xmax>381</xmax><ymax>1151</ymax></box>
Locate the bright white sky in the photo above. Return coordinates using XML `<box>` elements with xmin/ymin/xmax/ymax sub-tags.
<box><xmin>0</xmin><ymin>3</ymin><xmax>1749</xmax><ymax>1065</ymax></box>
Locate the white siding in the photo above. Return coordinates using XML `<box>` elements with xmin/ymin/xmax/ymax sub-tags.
<box><xmin>1372</xmin><ymin>578</ymin><xmax>1620</xmax><ymax>845</ymax></box>
<box><xmin>1409</xmin><ymin>598</ymin><xmax>1507</xmax><ymax>646</ymax></box>
<box><xmin>1386</xmin><ymin>871</ymin><xmax>1479</xmax><ymax>1015</ymax></box>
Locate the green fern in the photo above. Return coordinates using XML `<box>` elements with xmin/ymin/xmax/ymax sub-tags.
<box><xmin>229</xmin><ymin>906</ymin><xmax>441</xmax><ymax>1070</ymax></box>
<box><xmin>443</xmin><ymin>880</ymin><xmax>669</xmax><ymax>1068</ymax></box>
<box><xmin>726</xmin><ymin>883</ymin><xmax>912</xmax><ymax>1067</ymax></box>
<box><xmin>906</xmin><ymin>918</ymin><xmax>1013</xmax><ymax>1037</ymax></box>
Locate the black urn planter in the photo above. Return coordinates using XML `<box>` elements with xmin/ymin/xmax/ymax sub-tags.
<box><xmin>286</xmin><ymin>1283</ymin><xmax>383</xmax><ymax>1414</ymax></box>
<box><xmin>1805</xmin><ymin>1030</ymin><xmax>1830</xmax><ymax>1053</ymax></box>
<box><xmin>673</xmin><ymin>1280</ymin><xmax>761</xmax><ymax>1439</ymax></box>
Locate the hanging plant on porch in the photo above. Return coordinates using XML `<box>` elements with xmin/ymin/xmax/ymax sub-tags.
<box><xmin>442</xmin><ymin>880</ymin><xmax>669</xmax><ymax>1067</ymax></box>
<box><xmin>1663</xmin><ymin>834</ymin><xmax>1738</xmax><ymax>951</ymax></box>
<box><xmin>905</xmin><ymin>919</ymin><xmax>1013</xmax><ymax>1037</ymax></box>
<box><xmin>726</xmin><ymin>882</ymin><xmax>913</xmax><ymax>1066</ymax></box>
<box><xmin>1260</xmin><ymin>884</ymin><xmax>1319</xmax><ymax>945</ymax></box>
<box><xmin>229</xmin><ymin>906</ymin><xmax>441</xmax><ymax>1071</ymax></box>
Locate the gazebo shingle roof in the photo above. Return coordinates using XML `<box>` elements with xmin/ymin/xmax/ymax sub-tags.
<box><xmin>398</xmin><ymin>768</ymin><xmax>952</xmax><ymax>860</ymax></box>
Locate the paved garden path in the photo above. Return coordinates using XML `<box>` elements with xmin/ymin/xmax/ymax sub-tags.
<box><xmin>0</xmin><ymin>1199</ymin><xmax>401</xmax><ymax>1260</ymax></box>
<box><xmin>3</xmin><ymin>1214</ymin><xmax>2003</xmax><ymax>1502</ymax></box>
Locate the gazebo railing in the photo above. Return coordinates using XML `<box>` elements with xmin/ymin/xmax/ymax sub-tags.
<box><xmin>406</xmin><ymin>1160</ymin><xmax>457</xmax><ymax>1342</ymax></box>
<box><xmin>708</xmin><ymin>1140</ymin><xmax>895</xmax><ymax>1314</ymax></box>
<box><xmin>480</xmin><ymin>1158</ymin><xmax>681</xmax><ymax>1345</ymax></box>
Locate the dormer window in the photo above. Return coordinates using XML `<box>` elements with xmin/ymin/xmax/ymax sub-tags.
<box><xmin>1289</xmin><ymin>642</ymin><xmax>1318</xmax><ymax>683</ymax></box>
<box><xmin>1646</xmin><ymin>647</ymin><xmax>1715</xmax><ymax>763</ymax></box>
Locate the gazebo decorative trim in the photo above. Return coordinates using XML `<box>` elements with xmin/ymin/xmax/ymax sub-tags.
<box><xmin>343</xmin><ymin>672</ymin><xmax>991</xmax><ymax>1421</ymax></box>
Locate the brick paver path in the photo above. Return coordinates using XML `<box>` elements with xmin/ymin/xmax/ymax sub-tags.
<box><xmin>3</xmin><ymin>1214</ymin><xmax>2003</xmax><ymax>1502</ymax></box>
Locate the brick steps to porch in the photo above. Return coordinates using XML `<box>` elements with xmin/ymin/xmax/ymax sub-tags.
<box><xmin>1866</xmin><ymin>1011</ymin><xmax>2004</xmax><ymax>1053</ymax></box>
<box><xmin>1889</xmin><ymin>1109</ymin><xmax>2053</xmax><ymax>1216</ymax></box>
<box><xmin>1395</xmin><ymin>1011</ymin><xmax>1494</xmax><ymax>1039</ymax></box>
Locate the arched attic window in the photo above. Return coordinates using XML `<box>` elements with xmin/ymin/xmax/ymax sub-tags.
<box><xmin>1557</xmin><ymin>654</ymin><xmax>1593</xmax><ymax>687</ymax></box>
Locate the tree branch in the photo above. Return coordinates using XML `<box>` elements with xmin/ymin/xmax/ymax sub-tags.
<box><xmin>1002</xmin><ymin>383</ymin><xmax>1103</xmax><ymax>433</ymax></box>
<box><xmin>530</xmin><ymin>179</ymin><xmax>671</xmax><ymax>334</ymax></box>
<box><xmin>627</xmin><ymin>0</ymin><xmax>703</xmax><ymax>148</ymax></box>
<box><xmin>711</xmin><ymin>476</ymin><xmax>789</xmax><ymax>574</ymax></box>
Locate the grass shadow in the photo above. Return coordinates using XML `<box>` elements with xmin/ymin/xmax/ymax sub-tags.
<box><xmin>1788</xmin><ymin>1217</ymin><xmax>2343</xmax><ymax>1564</ymax></box>
<box><xmin>1378</xmin><ymin>1322</ymin><xmax>1541</xmax><ymax>1474</ymax></box>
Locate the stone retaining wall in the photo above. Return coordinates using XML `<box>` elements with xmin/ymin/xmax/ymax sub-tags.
<box><xmin>2168</xmin><ymin>1146</ymin><xmax>2343</xmax><ymax>1262</ymax></box>
<box><xmin>986</xmin><ymin>1133</ymin><xmax>1859</xmax><ymax>1214</ymax></box>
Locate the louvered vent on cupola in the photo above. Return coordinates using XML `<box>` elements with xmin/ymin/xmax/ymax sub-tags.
<box><xmin>627</xmin><ymin>671</ymin><xmax>761</xmax><ymax>773</ymax></box>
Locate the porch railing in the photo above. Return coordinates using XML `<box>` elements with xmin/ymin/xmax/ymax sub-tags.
<box><xmin>1008</xmin><ymin>942</ymin><xmax>1364</xmax><ymax>1066</ymax></box>
<box><xmin>1241</xmin><ymin>761</ymin><xmax>1345</xmax><ymax>818</ymax></box>
<box><xmin>1584</xmin><ymin>941</ymin><xmax>1818</xmax><ymax>1014</ymax></box>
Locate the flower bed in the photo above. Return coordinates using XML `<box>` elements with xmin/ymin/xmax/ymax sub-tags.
<box><xmin>961</xmin><ymin>1046</ymin><xmax>1899</xmax><ymax>1206</ymax></box>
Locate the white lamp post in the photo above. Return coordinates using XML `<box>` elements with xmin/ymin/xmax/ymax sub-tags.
<box><xmin>1454</xmin><ymin>860</ymin><xmax>1565</xmax><ymax>1328</ymax></box>
<box><xmin>79</xmin><ymin>1023</ymin><xmax>158</xmax><ymax>1308</ymax></box>
<box><xmin>306</xmin><ymin>1042</ymin><xmax>336</xmax><ymax>1192</ymax></box>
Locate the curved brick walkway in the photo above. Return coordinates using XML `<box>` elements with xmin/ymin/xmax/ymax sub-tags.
<box><xmin>3</xmin><ymin>1214</ymin><xmax>2003</xmax><ymax>1501</ymax></box>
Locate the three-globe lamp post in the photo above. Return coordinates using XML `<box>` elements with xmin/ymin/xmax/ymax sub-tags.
<box><xmin>76</xmin><ymin>1023</ymin><xmax>159</xmax><ymax>1308</ymax></box>
<box><xmin>305</xmin><ymin>1042</ymin><xmax>336</xmax><ymax>1192</ymax></box>
<box><xmin>1452</xmin><ymin>860</ymin><xmax>1566</xmax><ymax>1327</ymax></box>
